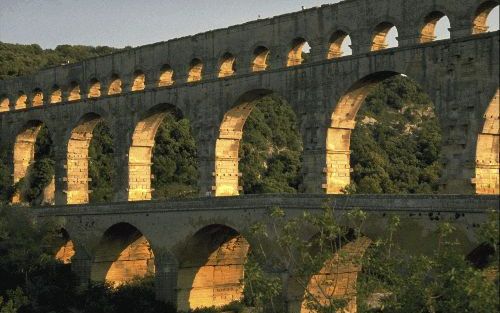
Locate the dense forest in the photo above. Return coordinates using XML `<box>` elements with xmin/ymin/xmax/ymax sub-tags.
<box><xmin>0</xmin><ymin>42</ymin><xmax>442</xmax><ymax>203</ymax></box>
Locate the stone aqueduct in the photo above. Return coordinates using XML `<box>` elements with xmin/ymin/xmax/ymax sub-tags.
<box><xmin>0</xmin><ymin>0</ymin><xmax>499</xmax><ymax>311</ymax></box>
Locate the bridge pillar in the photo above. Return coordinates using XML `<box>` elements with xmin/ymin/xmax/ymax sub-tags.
<box><xmin>71</xmin><ymin>251</ymin><xmax>92</xmax><ymax>286</ymax></box>
<box><xmin>53</xmin><ymin>132</ymin><xmax>68</xmax><ymax>205</ymax></box>
<box><xmin>111</xmin><ymin>124</ymin><xmax>131</xmax><ymax>202</ymax></box>
<box><xmin>154</xmin><ymin>252</ymin><xmax>179</xmax><ymax>306</ymax></box>
<box><xmin>193</xmin><ymin>122</ymin><xmax>218</xmax><ymax>196</ymax></box>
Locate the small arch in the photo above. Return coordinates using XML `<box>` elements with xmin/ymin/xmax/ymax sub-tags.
<box><xmin>91</xmin><ymin>223</ymin><xmax>155</xmax><ymax>287</ymax></box>
<box><xmin>328</xmin><ymin>30</ymin><xmax>353</xmax><ymax>59</ymax></box>
<box><xmin>0</xmin><ymin>96</ymin><xmax>10</xmax><ymax>112</ymax></box>
<box><xmin>474</xmin><ymin>88</ymin><xmax>499</xmax><ymax>194</ymax></box>
<box><xmin>177</xmin><ymin>224</ymin><xmax>250</xmax><ymax>311</ymax></box>
<box><xmin>287</xmin><ymin>38</ymin><xmax>310</xmax><ymax>66</ymax></box>
<box><xmin>187</xmin><ymin>58</ymin><xmax>203</xmax><ymax>83</ymax></box>
<box><xmin>66</xmin><ymin>113</ymin><xmax>104</xmax><ymax>204</ymax></box>
<box><xmin>420</xmin><ymin>11</ymin><xmax>451</xmax><ymax>43</ymax></box>
<box><xmin>218</xmin><ymin>52</ymin><xmax>236</xmax><ymax>78</ymax></box>
<box><xmin>50</xmin><ymin>85</ymin><xmax>62</xmax><ymax>104</ymax></box>
<box><xmin>371</xmin><ymin>22</ymin><xmax>398</xmax><ymax>51</ymax></box>
<box><xmin>15</xmin><ymin>92</ymin><xmax>27</xmax><ymax>110</ymax></box>
<box><xmin>32</xmin><ymin>88</ymin><xmax>44</xmax><ymax>106</ymax></box>
<box><xmin>158</xmin><ymin>65</ymin><xmax>174</xmax><ymax>87</ymax></box>
<box><xmin>88</xmin><ymin>78</ymin><xmax>101</xmax><ymax>98</ymax></box>
<box><xmin>131</xmin><ymin>70</ymin><xmax>146</xmax><ymax>91</ymax></box>
<box><xmin>67</xmin><ymin>81</ymin><xmax>81</xmax><ymax>101</ymax></box>
<box><xmin>473</xmin><ymin>1</ymin><xmax>500</xmax><ymax>34</ymax></box>
<box><xmin>108</xmin><ymin>74</ymin><xmax>122</xmax><ymax>95</ymax></box>
<box><xmin>252</xmin><ymin>46</ymin><xmax>270</xmax><ymax>72</ymax></box>
<box><xmin>55</xmin><ymin>229</ymin><xmax>76</xmax><ymax>264</ymax></box>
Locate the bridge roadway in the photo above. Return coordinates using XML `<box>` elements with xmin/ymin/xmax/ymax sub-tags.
<box><xmin>31</xmin><ymin>194</ymin><xmax>499</xmax><ymax>309</ymax></box>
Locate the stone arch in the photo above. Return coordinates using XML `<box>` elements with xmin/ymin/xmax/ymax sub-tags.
<box><xmin>252</xmin><ymin>46</ymin><xmax>270</xmax><ymax>72</ymax></box>
<box><xmin>108</xmin><ymin>74</ymin><xmax>122</xmax><ymax>95</ymax></box>
<box><xmin>55</xmin><ymin>228</ymin><xmax>76</xmax><ymax>264</ymax></box>
<box><xmin>177</xmin><ymin>224</ymin><xmax>250</xmax><ymax>311</ymax></box>
<box><xmin>67</xmin><ymin>81</ymin><xmax>81</xmax><ymax>101</ymax></box>
<box><xmin>15</xmin><ymin>92</ymin><xmax>27</xmax><ymax>110</ymax></box>
<box><xmin>213</xmin><ymin>89</ymin><xmax>275</xmax><ymax>196</ymax></box>
<box><xmin>219</xmin><ymin>52</ymin><xmax>236</xmax><ymax>78</ymax></box>
<box><xmin>0</xmin><ymin>95</ymin><xmax>9</xmax><ymax>112</ymax></box>
<box><xmin>32</xmin><ymin>88</ymin><xmax>44</xmax><ymax>106</ymax></box>
<box><xmin>12</xmin><ymin>120</ymin><xmax>44</xmax><ymax>203</ymax></box>
<box><xmin>128</xmin><ymin>103</ymin><xmax>184</xmax><ymax>201</ymax></box>
<box><xmin>420</xmin><ymin>11</ymin><xmax>451</xmax><ymax>43</ymax></box>
<box><xmin>66</xmin><ymin>113</ymin><xmax>105</xmax><ymax>204</ymax></box>
<box><xmin>158</xmin><ymin>64</ymin><xmax>174</xmax><ymax>87</ymax></box>
<box><xmin>474</xmin><ymin>88</ymin><xmax>499</xmax><ymax>194</ymax></box>
<box><xmin>132</xmin><ymin>70</ymin><xmax>146</xmax><ymax>91</ymax></box>
<box><xmin>287</xmin><ymin>37</ymin><xmax>309</xmax><ymax>66</ymax></box>
<box><xmin>50</xmin><ymin>85</ymin><xmax>62</xmax><ymax>104</ymax></box>
<box><xmin>325</xmin><ymin>71</ymin><xmax>403</xmax><ymax>194</ymax></box>
<box><xmin>371</xmin><ymin>22</ymin><xmax>398</xmax><ymax>51</ymax></box>
<box><xmin>88</xmin><ymin>78</ymin><xmax>101</xmax><ymax>98</ymax></box>
<box><xmin>288</xmin><ymin>236</ymin><xmax>372</xmax><ymax>313</ymax></box>
<box><xmin>473</xmin><ymin>1</ymin><xmax>500</xmax><ymax>34</ymax></box>
<box><xmin>187</xmin><ymin>58</ymin><xmax>203</xmax><ymax>82</ymax></box>
<box><xmin>91</xmin><ymin>222</ymin><xmax>155</xmax><ymax>287</ymax></box>
<box><xmin>327</xmin><ymin>30</ymin><xmax>352</xmax><ymax>59</ymax></box>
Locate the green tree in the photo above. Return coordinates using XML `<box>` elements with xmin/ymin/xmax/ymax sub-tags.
<box><xmin>89</xmin><ymin>123</ymin><xmax>115</xmax><ymax>203</ymax></box>
<box><xmin>152</xmin><ymin>112</ymin><xmax>199</xmax><ymax>199</ymax></box>
<box><xmin>350</xmin><ymin>76</ymin><xmax>442</xmax><ymax>194</ymax></box>
<box><xmin>239</xmin><ymin>95</ymin><xmax>303</xmax><ymax>194</ymax></box>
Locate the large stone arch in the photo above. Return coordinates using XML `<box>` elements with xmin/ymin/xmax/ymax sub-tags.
<box><xmin>65</xmin><ymin>113</ymin><xmax>106</xmax><ymax>204</ymax></box>
<box><xmin>128</xmin><ymin>103</ymin><xmax>184</xmax><ymax>201</ymax></box>
<box><xmin>90</xmin><ymin>222</ymin><xmax>155</xmax><ymax>287</ymax></box>
<box><xmin>287</xmin><ymin>236</ymin><xmax>372</xmax><ymax>313</ymax></box>
<box><xmin>214</xmin><ymin>88</ymin><xmax>299</xmax><ymax>196</ymax></box>
<box><xmin>474</xmin><ymin>88</ymin><xmax>499</xmax><ymax>194</ymax></box>
<box><xmin>324</xmin><ymin>71</ymin><xmax>440</xmax><ymax>194</ymax></box>
<box><xmin>12</xmin><ymin>120</ymin><xmax>53</xmax><ymax>204</ymax></box>
<box><xmin>176</xmin><ymin>224</ymin><xmax>250</xmax><ymax>311</ymax></box>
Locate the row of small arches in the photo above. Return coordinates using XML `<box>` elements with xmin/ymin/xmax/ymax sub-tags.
<box><xmin>0</xmin><ymin>4</ymin><xmax>498</xmax><ymax>112</ymax></box>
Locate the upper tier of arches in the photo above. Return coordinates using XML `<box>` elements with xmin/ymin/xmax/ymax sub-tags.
<box><xmin>0</xmin><ymin>0</ymin><xmax>498</xmax><ymax>112</ymax></box>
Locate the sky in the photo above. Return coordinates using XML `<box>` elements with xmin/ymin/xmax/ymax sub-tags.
<box><xmin>0</xmin><ymin>0</ymin><xmax>498</xmax><ymax>49</ymax></box>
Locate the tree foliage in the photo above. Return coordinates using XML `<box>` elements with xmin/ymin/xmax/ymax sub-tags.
<box><xmin>0</xmin><ymin>42</ymin><xmax>124</xmax><ymax>80</ymax></box>
<box><xmin>152</xmin><ymin>111</ymin><xmax>199</xmax><ymax>199</ymax></box>
<box><xmin>239</xmin><ymin>95</ymin><xmax>303</xmax><ymax>194</ymax></box>
<box><xmin>244</xmin><ymin>207</ymin><xmax>499</xmax><ymax>313</ymax></box>
<box><xmin>89</xmin><ymin>123</ymin><xmax>115</xmax><ymax>203</ymax></box>
<box><xmin>350</xmin><ymin>76</ymin><xmax>442</xmax><ymax>194</ymax></box>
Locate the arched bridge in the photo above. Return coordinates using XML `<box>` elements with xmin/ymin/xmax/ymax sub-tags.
<box><xmin>35</xmin><ymin>194</ymin><xmax>498</xmax><ymax>311</ymax></box>
<box><xmin>1</xmin><ymin>0</ymin><xmax>500</xmax><ymax>311</ymax></box>
<box><xmin>0</xmin><ymin>0</ymin><xmax>498</xmax><ymax>205</ymax></box>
